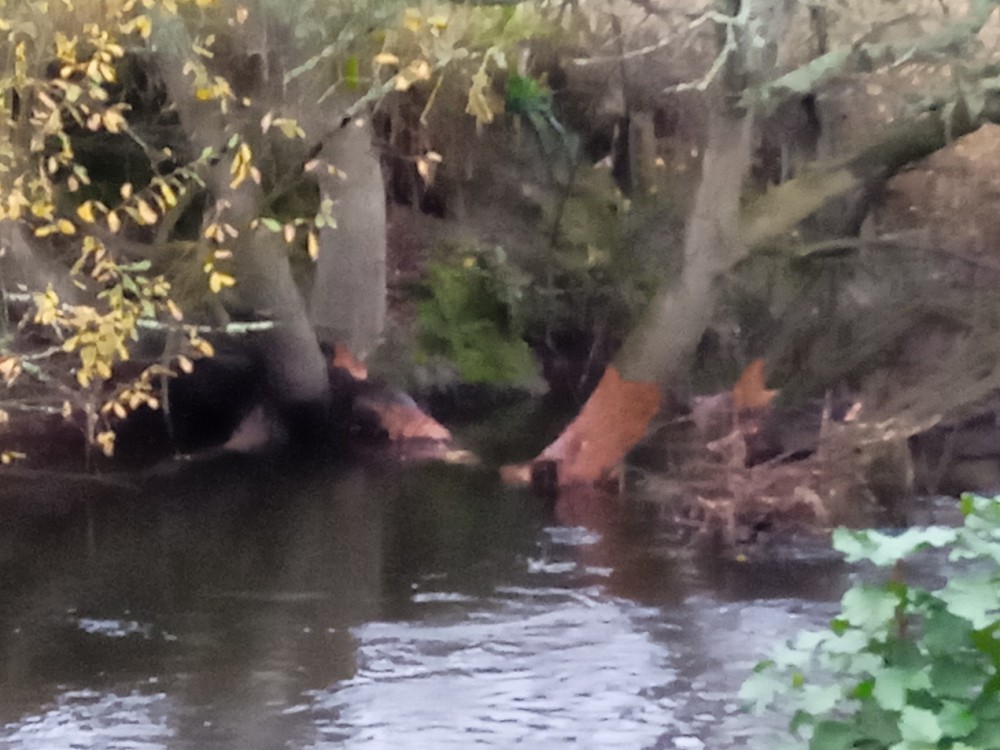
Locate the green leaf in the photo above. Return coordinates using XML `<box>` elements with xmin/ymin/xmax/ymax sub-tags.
<box><xmin>841</xmin><ymin>585</ymin><xmax>900</xmax><ymax>632</ymax></box>
<box><xmin>738</xmin><ymin>668</ymin><xmax>785</xmax><ymax>713</ymax></box>
<box><xmin>872</xmin><ymin>668</ymin><xmax>914</xmax><ymax>711</ymax></box>
<box><xmin>809</xmin><ymin>720</ymin><xmax>859</xmax><ymax>750</ymax></box>
<box><xmin>929</xmin><ymin>656</ymin><xmax>988</xmax><ymax>700</ymax></box>
<box><xmin>923</xmin><ymin>607</ymin><xmax>974</xmax><ymax>656</ymax></box>
<box><xmin>968</xmin><ymin>698</ymin><xmax>1000</xmax><ymax>746</ymax></box>
<box><xmin>938</xmin><ymin>574</ymin><xmax>1000</xmax><ymax>629</ymax></box>
<box><xmin>899</xmin><ymin>705</ymin><xmax>943</xmax><ymax>744</ymax></box>
<box><xmin>855</xmin><ymin>701</ymin><xmax>903</xmax><ymax>746</ymax></box>
<box><xmin>937</xmin><ymin>700</ymin><xmax>978</xmax><ymax>739</ymax></box>
<box><xmin>344</xmin><ymin>55</ymin><xmax>360</xmax><ymax>91</ymax></box>
<box><xmin>800</xmin><ymin>683</ymin><xmax>842</xmax><ymax>714</ymax></box>
<box><xmin>833</xmin><ymin>526</ymin><xmax>958</xmax><ymax>566</ymax></box>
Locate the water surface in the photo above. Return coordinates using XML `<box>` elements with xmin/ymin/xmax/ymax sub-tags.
<box><xmin>0</xmin><ymin>456</ymin><xmax>848</xmax><ymax>749</ymax></box>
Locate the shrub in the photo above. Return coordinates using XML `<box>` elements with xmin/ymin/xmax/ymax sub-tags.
<box><xmin>741</xmin><ymin>494</ymin><xmax>1000</xmax><ymax>750</ymax></box>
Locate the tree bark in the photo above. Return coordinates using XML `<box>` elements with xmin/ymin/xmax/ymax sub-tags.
<box><xmin>530</xmin><ymin>103</ymin><xmax>755</xmax><ymax>487</ymax></box>
<box><xmin>150</xmin><ymin>13</ymin><xmax>331</xmax><ymax>438</ymax></box>
<box><xmin>308</xmin><ymin>115</ymin><xmax>387</xmax><ymax>360</ymax></box>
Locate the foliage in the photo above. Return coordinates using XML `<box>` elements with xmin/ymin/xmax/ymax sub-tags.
<box><xmin>0</xmin><ymin>0</ymin><xmax>571</xmax><ymax>461</ymax></box>
<box><xmin>0</xmin><ymin>0</ymin><xmax>227</xmax><ymax>460</ymax></box>
<box><xmin>741</xmin><ymin>494</ymin><xmax>1000</xmax><ymax>750</ymax></box>
<box><xmin>417</xmin><ymin>243</ymin><xmax>539</xmax><ymax>385</ymax></box>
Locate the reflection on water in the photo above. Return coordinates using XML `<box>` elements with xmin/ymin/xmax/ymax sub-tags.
<box><xmin>0</xmin><ymin>457</ymin><xmax>847</xmax><ymax>749</ymax></box>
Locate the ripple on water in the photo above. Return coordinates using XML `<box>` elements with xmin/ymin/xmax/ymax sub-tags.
<box><xmin>303</xmin><ymin>588</ymin><xmax>677</xmax><ymax>749</ymax></box>
<box><xmin>1</xmin><ymin>690</ymin><xmax>173</xmax><ymax>750</ymax></box>
<box><xmin>543</xmin><ymin>526</ymin><xmax>602</xmax><ymax>546</ymax></box>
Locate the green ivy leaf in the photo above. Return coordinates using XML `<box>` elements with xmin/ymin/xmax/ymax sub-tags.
<box><xmin>833</xmin><ymin>526</ymin><xmax>958</xmax><ymax>566</ymax></box>
<box><xmin>938</xmin><ymin>574</ymin><xmax>1000</xmax><ymax>629</ymax></box>
<box><xmin>922</xmin><ymin>606</ymin><xmax>974</xmax><ymax>656</ymax></box>
<box><xmin>800</xmin><ymin>683</ymin><xmax>842</xmax><ymax>715</ymax></box>
<box><xmin>872</xmin><ymin>666</ymin><xmax>930</xmax><ymax>711</ymax></box>
<box><xmin>929</xmin><ymin>655</ymin><xmax>988</xmax><ymax>700</ymax></box>
<box><xmin>810</xmin><ymin>720</ymin><xmax>859</xmax><ymax>750</ymax></box>
<box><xmin>899</xmin><ymin>705</ymin><xmax>943</xmax><ymax>744</ymax></box>
<box><xmin>937</xmin><ymin>700</ymin><xmax>978</xmax><ymax>739</ymax></box>
<box><xmin>841</xmin><ymin>585</ymin><xmax>900</xmax><ymax>631</ymax></box>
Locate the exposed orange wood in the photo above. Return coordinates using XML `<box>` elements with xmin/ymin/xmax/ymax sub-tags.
<box><xmin>534</xmin><ymin>365</ymin><xmax>663</xmax><ymax>486</ymax></box>
<box><xmin>732</xmin><ymin>358</ymin><xmax>778</xmax><ymax>412</ymax></box>
<box><xmin>331</xmin><ymin>343</ymin><xmax>369</xmax><ymax>381</ymax></box>
<box><xmin>374</xmin><ymin>402</ymin><xmax>452</xmax><ymax>442</ymax></box>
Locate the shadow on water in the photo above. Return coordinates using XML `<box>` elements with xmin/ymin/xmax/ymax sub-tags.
<box><xmin>0</xmin><ymin>453</ymin><xmax>850</xmax><ymax>749</ymax></box>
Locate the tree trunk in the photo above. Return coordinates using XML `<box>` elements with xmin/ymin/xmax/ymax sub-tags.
<box><xmin>150</xmin><ymin>13</ymin><xmax>331</xmax><ymax>440</ymax></box>
<box><xmin>531</xmin><ymin>104</ymin><xmax>755</xmax><ymax>487</ymax></box>
<box><xmin>308</xmin><ymin>116</ymin><xmax>387</xmax><ymax>360</ymax></box>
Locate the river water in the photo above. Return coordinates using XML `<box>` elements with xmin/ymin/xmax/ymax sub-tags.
<box><xmin>0</xmin><ymin>454</ymin><xmax>850</xmax><ymax>749</ymax></box>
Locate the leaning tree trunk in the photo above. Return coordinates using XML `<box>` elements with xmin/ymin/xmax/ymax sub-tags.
<box><xmin>150</xmin><ymin>13</ymin><xmax>331</xmax><ymax>438</ymax></box>
<box><xmin>529</xmin><ymin>102</ymin><xmax>755</xmax><ymax>487</ymax></box>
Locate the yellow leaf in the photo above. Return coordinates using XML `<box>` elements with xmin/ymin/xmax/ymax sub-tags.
<box><xmin>398</xmin><ymin>60</ymin><xmax>431</xmax><ymax>91</ymax></box>
<box><xmin>120</xmin><ymin>182</ymin><xmax>133</xmax><ymax>200</ymax></box>
<box><xmin>0</xmin><ymin>356</ymin><xmax>21</xmax><ymax>386</ymax></box>
<box><xmin>77</xmin><ymin>201</ymin><xmax>97</xmax><ymax>223</ymax></box>
<box><xmin>195</xmin><ymin>87</ymin><xmax>214</xmax><ymax>101</ymax></box>
<box><xmin>275</xmin><ymin>118</ymin><xmax>303</xmax><ymax>139</ymax></box>
<box><xmin>403</xmin><ymin>8</ymin><xmax>422</xmax><ymax>32</ymax></box>
<box><xmin>307</xmin><ymin>231</ymin><xmax>319</xmax><ymax>261</ymax></box>
<box><xmin>76</xmin><ymin>369</ymin><xmax>91</xmax><ymax>388</ymax></box>
<box><xmin>283</xmin><ymin>224</ymin><xmax>295</xmax><ymax>244</ymax></box>
<box><xmin>374</xmin><ymin>52</ymin><xmax>400</xmax><ymax>66</ymax></box>
<box><xmin>132</xmin><ymin>15</ymin><xmax>152</xmax><ymax>39</ymax></box>
<box><xmin>99</xmin><ymin>63</ymin><xmax>118</xmax><ymax>84</ymax></box>
<box><xmin>80</xmin><ymin>345</ymin><xmax>97</xmax><ymax>370</ymax></box>
<box><xmin>466</xmin><ymin>68</ymin><xmax>497</xmax><ymax>127</ymax></box>
<box><xmin>107</xmin><ymin>211</ymin><xmax>121</xmax><ymax>233</ymax></box>
<box><xmin>208</xmin><ymin>271</ymin><xmax>235</xmax><ymax>293</ymax></box>
<box><xmin>167</xmin><ymin>299</ymin><xmax>183</xmax><ymax>321</ymax></box>
<box><xmin>160</xmin><ymin>182</ymin><xmax>178</xmax><ymax>207</ymax></box>
<box><xmin>57</xmin><ymin>219</ymin><xmax>76</xmax><ymax>235</ymax></box>
<box><xmin>102</xmin><ymin>109</ymin><xmax>126</xmax><ymax>133</ymax></box>
<box><xmin>96</xmin><ymin>430</ymin><xmax>116</xmax><ymax>457</ymax></box>
<box><xmin>136</xmin><ymin>199</ymin><xmax>158</xmax><ymax>225</ymax></box>
<box><xmin>177</xmin><ymin>355</ymin><xmax>194</xmax><ymax>374</ymax></box>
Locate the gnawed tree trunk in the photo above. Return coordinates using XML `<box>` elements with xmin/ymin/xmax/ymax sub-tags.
<box><xmin>150</xmin><ymin>13</ymin><xmax>331</xmax><ymax>439</ymax></box>
<box><xmin>308</xmin><ymin>115</ymin><xmax>387</xmax><ymax>360</ymax></box>
<box><xmin>530</xmin><ymin>103</ymin><xmax>755</xmax><ymax>488</ymax></box>
<box><xmin>217</xmin><ymin>169</ymin><xmax>332</xmax><ymax>434</ymax></box>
